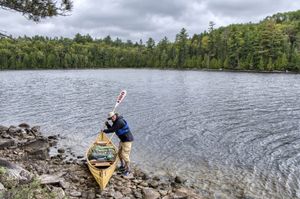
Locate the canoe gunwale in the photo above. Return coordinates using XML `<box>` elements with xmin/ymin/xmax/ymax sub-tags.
<box><xmin>86</xmin><ymin>132</ymin><xmax>119</xmax><ymax>190</ymax></box>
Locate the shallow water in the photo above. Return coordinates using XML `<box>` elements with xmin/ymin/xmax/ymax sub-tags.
<box><xmin>1</xmin><ymin>69</ymin><xmax>300</xmax><ymax>198</ymax></box>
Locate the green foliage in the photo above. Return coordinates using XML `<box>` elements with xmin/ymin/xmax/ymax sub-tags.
<box><xmin>0</xmin><ymin>0</ymin><xmax>73</xmax><ymax>22</ymax></box>
<box><xmin>1</xmin><ymin>10</ymin><xmax>300</xmax><ymax>71</ymax></box>
<box><xmin>3</xmin><ymin>179</ymin><xmax>56</xmax><ymax>199</ymax></box>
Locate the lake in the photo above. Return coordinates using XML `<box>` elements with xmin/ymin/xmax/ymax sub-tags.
<box><xmin>1</xmin><ymin>69</ymin><xmax>300</xmax><ymax>199</ymax></box>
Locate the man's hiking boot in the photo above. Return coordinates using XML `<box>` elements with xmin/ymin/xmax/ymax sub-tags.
<box><xmin>123</xmin><ymin>170</ymin><xmax>130</xmax><ymax>176</ymax></box>
<box><xmin>118</xmin><ymin>166</ymin><xmax>125</xmax><ymax>172</ymax></box>
<box><xmin>122</xmin><ymin>170</ymin><xmax>134</xmax><ymax>179</ymax></box>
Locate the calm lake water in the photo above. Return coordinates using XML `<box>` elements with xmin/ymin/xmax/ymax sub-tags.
<box><xmin>1</xmin><ymin>69</ymin><xmax>300</xmax><ymax>199</ymax></box>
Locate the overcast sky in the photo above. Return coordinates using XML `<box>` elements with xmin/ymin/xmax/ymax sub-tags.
<box><xmin>0</xmin><ymin>0</ymin><xmax>300</xmax><ymax>42</ymax></box>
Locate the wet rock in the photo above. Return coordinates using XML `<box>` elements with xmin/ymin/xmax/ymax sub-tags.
<box><xmin>1</xmin><ymin>133</ymin><xmax>11</xmax><ymax>139</ymax></box>
<box><xmin>0</xmin><ymin>139</ymin><xmax>15</xmax><ymax>149</ymax></box>
<box><xmin>49</xmin><ymin>140</ymin><xmax>58</xmax><ymax>147</ymax></box>
<box><xmin>175</xmin><ymin>175</ymin><xmax>186</xmax><ymax>184</ymax></box>
<box><xmin>142</xmin><ymin>188</ymin><xmax>160</xmax><ymax>199</ymax></box>
<box><xmin>31</xmin><ymin>126</ymin><xmax>41</xmax><ymax>132</ymax></box>
<box><xmin>0</xmin><ymin>125</ymin><xmax>8</xmax><ymax>132</ymax></box>
<box><xmin>58</xmin><ymin>148</ymin><xmax>65</xmax><ymax>154</ymax></box>
<box><xmin>19</xmin><ymin>123</ymin><xmax>30</xmax><ymax>129</ymax></box>
<box><xmin>48</xmin><ymin>135</ymin><xmax>58</xmax><ymax>140</ymax></box>
<box><xmin>21</xmin><ymin>137</ymin><xmax>49</xmax><ymax>149</ymax></box>
<box><xmin>8</xmin><ymin>126</ymin><xmax>18</xmax><ymax>134</ymax></box>
<box><xmin>174</xmin><ymin>187</ymin><xmax>204</xmax><ymax>199</ymax></box>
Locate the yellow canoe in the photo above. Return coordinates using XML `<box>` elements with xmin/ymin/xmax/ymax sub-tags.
<box><xmin>86</xmin><ymin>132</ymin><xmax>119</xmax><ymax>190</ymax></box>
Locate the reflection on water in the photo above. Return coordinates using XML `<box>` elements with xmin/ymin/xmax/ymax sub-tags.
<box><xmin>1</xmin><ymin>69</ymin><xmax>300</xmax><ymax>198</ymax></box>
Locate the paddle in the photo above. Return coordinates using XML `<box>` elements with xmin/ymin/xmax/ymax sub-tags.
<box><xmin>112</xmin><ymin>90</ymin><xmax>127</xmax><ymax>113</ymax></box>
<box><xmin>90</xmin><ymin>90</ymin><xmax>127</xmax><ymax>136</ymax></box>
<box><xmin>89</xmin><ymin>90</ymin><xmax>127</xmax><ymax>138</ymax></box>
<box><xmin>107</xmin><ymin>90</ymin><xmax>127</xmax><ymax>139</ymax></box>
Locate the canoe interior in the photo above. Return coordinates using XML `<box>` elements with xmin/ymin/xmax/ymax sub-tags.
<box><xmin>86</xmin><ymin>132</ymin><xmax>119</xmax><ymax>190</ymax></box>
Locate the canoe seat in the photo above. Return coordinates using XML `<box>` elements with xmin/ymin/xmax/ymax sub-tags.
<box><xmin>95</xmin><ymin>141</ymin><xmax>109</xmax><ymax>146</ymax></box>
<box><xmin>93</xmin><ymin>162</ymin><xmax>112</xmax><ymax>167</ymax></box>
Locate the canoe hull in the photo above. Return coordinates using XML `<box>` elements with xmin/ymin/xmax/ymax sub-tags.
<box><xmin>86</xmin><ymin>132</ymin><xmax>119</xmax><ymax>190</ymax></box>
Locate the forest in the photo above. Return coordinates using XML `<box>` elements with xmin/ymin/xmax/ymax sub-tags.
<box><xmin>0</xmin><ymin>9</ymin><xmax>300</xmax><ymax>71</ymax></box>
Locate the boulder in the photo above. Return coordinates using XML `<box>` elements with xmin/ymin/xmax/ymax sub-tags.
<box><xmin>18</xmin><ymin>123</ymin><xmax>30</xmax><ymax>129</ymax></box>
<box><xmin>0</xmin><ymin>139</ymin><xmax>15</xmax><ymax>149</ymax></box>
<box><xmin>174</xmin><ymin>175</ymin><xmax>186</xmax><ymax>184</ymax></box>
<box><xmin>57</xmin><ymin>148</ymin><xmax>65</xmax><ymax>154</ymax></box>
<box><xmin>8</xmin><ymin>126</ymin><xmax>18</xmax><ymax>134</ymax></box>
<box><xmin>0</xmin><ymin>125</ymin><xmax>8</xmax><ymax>132</ymax></box>
<box><xmin>26</xmin><ymin>148</ymin><xmax>49</xmax><ymax>160</ymax></box>
<box><xmin>38</xmin><ymin>172</ymin><xmax>66</xmax><ymax>188</ymax></box>
<box><xmin>0</xmin><ymin>158</ymin><xmax>33</xmax><ymax>184</ymax></box>
<box><xmin>20</xmin><ymin>137</ymin><xmax>49</xmax><ymax>149</ymax></box>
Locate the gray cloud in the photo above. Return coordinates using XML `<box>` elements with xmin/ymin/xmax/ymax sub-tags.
<box><xmin>0</xmin><ymin>0</ymin><xmax>299</xmax><ymax>42</ymax></box>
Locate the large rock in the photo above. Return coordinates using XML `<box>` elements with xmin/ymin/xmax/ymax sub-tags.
<box><xmin>20</xmin><ymin>137</ymin><xmax>49</xmax><ymax>149</ymax></box>
<box><xmin>0</xmin><ymin>139</ymin><xmax>15</xmax><ymax>149</ymax></box>
<box><xmin>0</xmin><ymin>125</ymin><xmax>8</xmax><ymax>132</ymax></box>
<box><xmin>174</xmin><ymin>175</ymin><xmax>186</xmax><ymax>184</ymax></box>
<box><xmin>38</xmin><ymin>172</ymin><xmax>66</xmax><ymax>187</ymax></box>
<box><xmin>142</xmin><ymin>188</ymin><xmax>160</xmax><ymax>199</ymax></box>
<box><xmin>26</xmin><ymin>147</ymin><xmax>49</xmax><ymax>160</ymax></box>
<box><xmin>8</xmin><ymin>126</ymin><xmax>18</xmax><ymax>134</ymax></box>
<box><xmin>19</xmin><ymin>123</ymin><xmax>30</xmax><ymax>129</ymax></box>
<box><xmin>0</xmin><ymin>158</ymin><xmax>33</xmax><ymax>184</ymax></box>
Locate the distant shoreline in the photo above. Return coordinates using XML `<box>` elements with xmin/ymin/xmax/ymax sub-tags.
<box><xmin>0</xmin><ymin>67</ymin><xmax>298</xmax><ymax>75</ymax></box>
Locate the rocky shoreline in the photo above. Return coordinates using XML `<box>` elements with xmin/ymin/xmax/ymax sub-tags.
<box><xmin>0</xmin><ymin>124</ymin><xmax>203</xmax><ymax>199</ymax></box>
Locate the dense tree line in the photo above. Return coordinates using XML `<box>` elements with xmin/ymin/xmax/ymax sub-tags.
<box><xmin>1</xmin><ymin>10</ymin><xmax>300</xmax><ymax>71</ymax></box>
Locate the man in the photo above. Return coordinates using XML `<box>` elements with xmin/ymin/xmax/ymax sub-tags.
<box><xmin>103</xmin><ymin>111</ymin><xmax>134</xmax><ymax>176</ymax></box>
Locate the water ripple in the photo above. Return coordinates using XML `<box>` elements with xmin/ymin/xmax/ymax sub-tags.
<box><xmin>1</xmin><ymin>69</ymin><xmax>300</xmax><ymax>199</ymax></box>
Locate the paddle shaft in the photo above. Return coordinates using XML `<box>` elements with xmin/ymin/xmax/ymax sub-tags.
<box><xmin>104</xmin><ymin>90</ymin><xmax>127</xmax><ymax>140</ymax></box>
